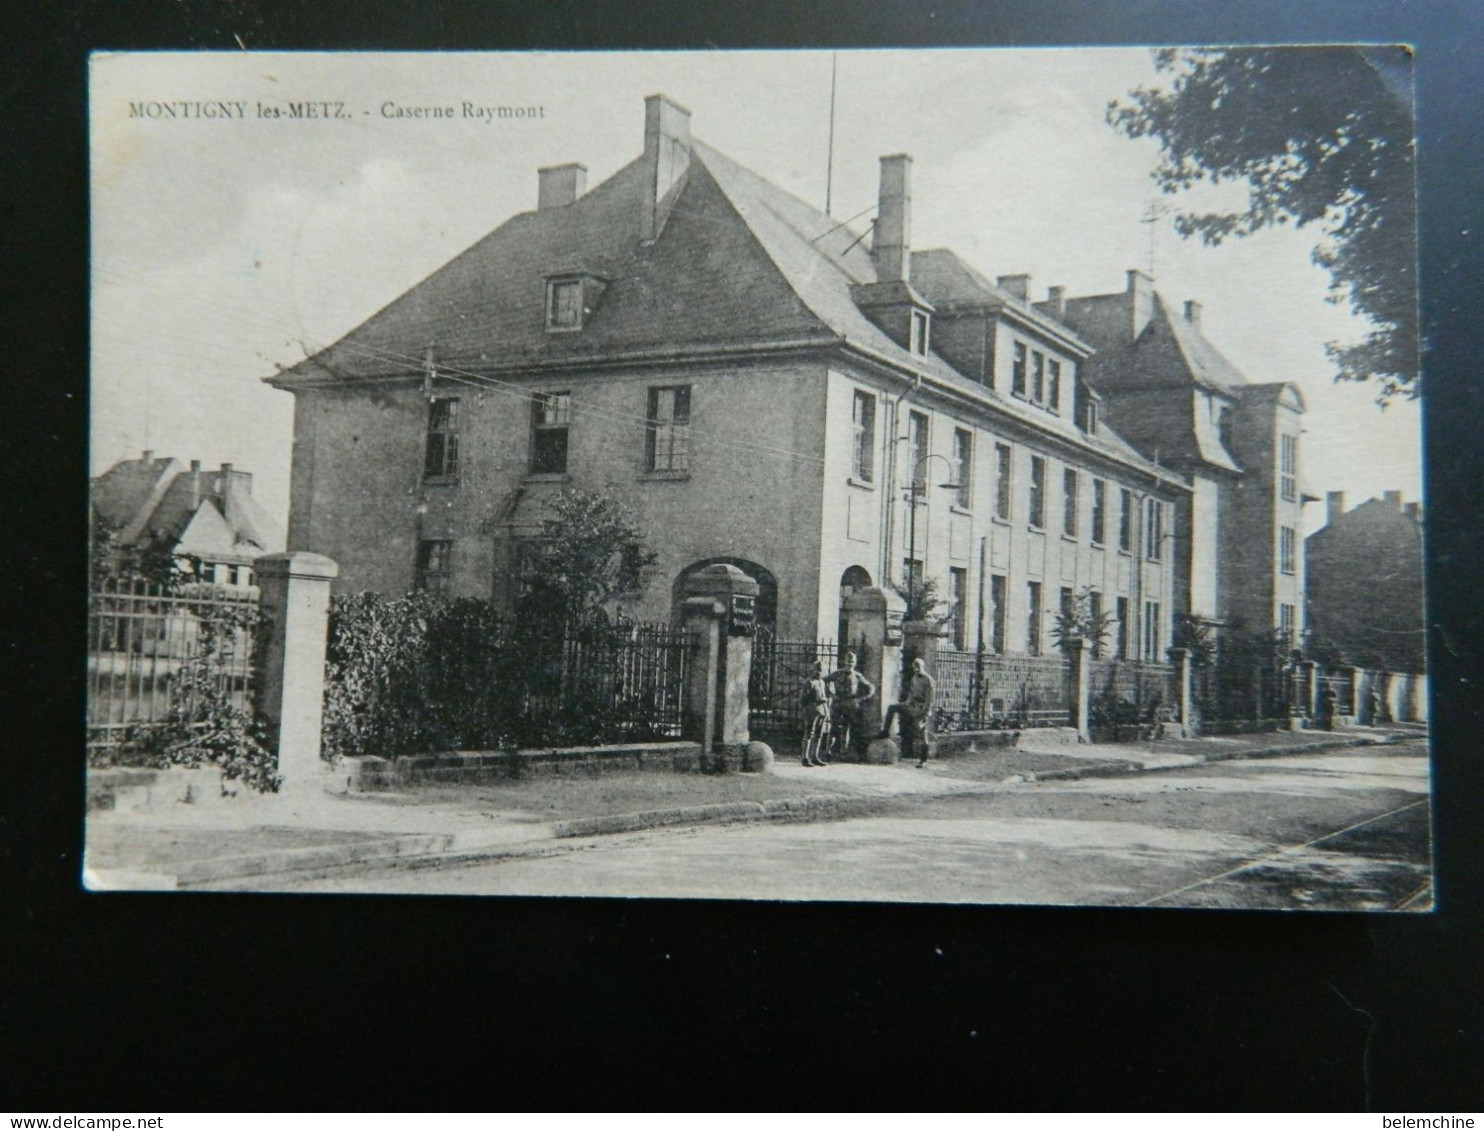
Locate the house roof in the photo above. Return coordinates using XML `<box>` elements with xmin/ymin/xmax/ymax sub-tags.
<box><xmin>91</xmin><ymin>456</ymin><xmax>286</xmax><ymax>560</ymax></box>
<box><xmin>1159</xmin><ymin>295</ymin><xmax>1250</xmax><ymax>394</ymax></box>
<box><xmin>267</xmin><ymin>127</ymin><xmax>1183</xmax><ymax>488</ymax></box>
<box><xmin>909</xmin><ymin>249</ymin><xmax>1094</xmax><ymax>355</ymax></box>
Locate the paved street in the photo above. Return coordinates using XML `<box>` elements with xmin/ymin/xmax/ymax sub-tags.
<box><xmin>271</xmin><ymin>737</ymin><xmax>1431</xmax><ymax>909</ymax></box>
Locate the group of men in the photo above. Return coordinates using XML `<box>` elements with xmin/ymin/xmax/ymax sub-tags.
<box><xmin>801</xmin><ymin>651</ymin><xmax>937</xmax><ymax>769</ymax></box>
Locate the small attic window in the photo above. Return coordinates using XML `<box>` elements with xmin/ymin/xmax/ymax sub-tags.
<box><xmin>546</xmin><ymin>278</ymin><xmax>583</xmax><ymax>331</ymax></box>
<box><xmin>1084</xmin><ymin>400</ymin><xmax>1098</xmax><ymax>437</ymax></box>
<box><xmin>909</xmin><ymin>309</ymin><xmax>930</xmax><ymax>355</ymax></box>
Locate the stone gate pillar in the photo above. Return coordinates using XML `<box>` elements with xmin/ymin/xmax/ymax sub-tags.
<box><xmin>681</xmin><ymin>563</ymin><xmax>761</xmax><ymax>768</ymax></box>
<box><xmin>843</xmin><ymin>585</ymin><xmax>906</xmax><ymax>736</ymax></box>
<box><xmin>1169</xmin><ymin>646</ymin><xmax>1195</xmax><ymax>738</ymax></box>
<box><xmin>1065</xmin><ymin>637</ymin><xmax>1092</xmax><ymax>743</ymax></box>
<box><xmin>254</xmin><ymin>551</ymin><xmax>338</xmax><ymax>792</ymax></box>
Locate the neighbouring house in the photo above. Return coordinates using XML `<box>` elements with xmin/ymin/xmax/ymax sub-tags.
<box><xmin>1051</xmin><ymin>273</ymin><xmax>1315</xmax><ymax>647</ymax></box>
<box><xmin>265</xmin><ymin>93</ymin><xmax>1216</xmax><ymax>661</ymax></box>
<box><xmin>91</xmin><ymin>451</ymin><xmax>286</xmax><ymax>586</ymax></box>
<box><xmin>1306</xmin><ymin>491</ymin><xmax>1425</xmax><ymax>673</ymax></box>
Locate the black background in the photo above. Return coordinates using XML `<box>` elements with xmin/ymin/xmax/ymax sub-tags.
<box><xmin>5</xmin><ymin>0</ymin><xmax>1482</xmax><ymax>1112</ymax></box>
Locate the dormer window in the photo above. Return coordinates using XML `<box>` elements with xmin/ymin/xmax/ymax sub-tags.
<box><xmin>546</xmin><ymin>278</ymin><xmax>583</xmax><ymax>330</ymax></box>
<box><xmin>1084</xmin><ymin>399</ymin><xmax>1098</xmax><ymax>436</ymax></box>
<box><xmin>909</xmin><ymin>309</ymin><xmax>930</xmax><ymax>355</ymax></box>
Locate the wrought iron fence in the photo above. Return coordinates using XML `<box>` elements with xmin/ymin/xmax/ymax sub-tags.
<box><xmin>543</xmin><ymin>620</ymin><xmax>691</xmax><ymax>738</ymax></box>
<box><xmin>1089</xmin><ymin>657</ymin><xmax>1176</xmax><ymax>728</ymax></box>
<box><xmin>934</xmin><ymin>649</ymin><xmax>1071</xmax><ymax>730</ymax></box>
<box><xmin>87</xmin><ymin>578</ymin><xmax>260</xmax><ymax>753</ymax></box>
<box><xmin>749</xmin><ymin>631</ymin><xmax>837</xmax><ymax>739</ymax></box>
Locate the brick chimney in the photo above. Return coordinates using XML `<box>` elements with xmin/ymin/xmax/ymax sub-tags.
<box><xmin>1383</xmin><ymin>490</ymin><xmax>1403</xmax><ymax>509</ymax></box>
<box><xmin>537</xmin><ymin>163</ymin><xmax>587</xmax><ymax>210</ymax></box>
<box><xmin>1127</xmin><ymin>269</ymin><xmax>1154</xmax><ymax>340</ymax></box>
<box><xmin>641</xmin><ymin>94</ymin><xmax>692</xmax><ymax>243</ymax></box>
<box><xmin>873</xmin><ymin>154</ymin><xmax>913</xmax><ymax>283</ymax></box>
<box><xmin>141</xmin><ymin>449</ymin><xmax>154</xmax><ymax>463</ymax></box>
<box><xmin>1046</xmin><ymin>285</ymin><xmax>1066</xmax><ymax>318</ymax></box>
<box><xmin>1404</xmin><ymin>502</ymin><xmax>1421</xmax><ymax>523</ymax></box>
<box><xmin>1184</xmin><ymin>299</ymin><xmax>1203</xmax><ymax>329</ymax></box>
<box><xmin>189</xmin><ymin>460</ymin><xmax>202</xmax><ymax>509</ymax></box>
<box><xmin>997</xmin><ymin>274</ymin><xmax>1030</xmax><ymax>302</ymax></box>
<box><xmin>1326</xmin><ymin>490</ymin><xmax>1346</xmax><ymax>526</ymax></box>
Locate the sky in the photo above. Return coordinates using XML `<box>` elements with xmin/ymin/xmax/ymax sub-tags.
<box><xmin>90</xmin><ymin>48</ymin><xmax>1422</xmax><ymax>537</ymax></box>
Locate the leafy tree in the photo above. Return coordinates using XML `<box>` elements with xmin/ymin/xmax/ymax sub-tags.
<box><xmin>891</xmin><ymin>575</ymin><xmax>949</xmax><ymax>624</ymax></box>
<box><xmin>1109</xmin><ymin>47</ymin><xmax>1418</xmax><ymax>401</ymax></box>
<box><xmin>1051</xmin><ymin>587</ymin><xmax>1115</xmax><ymax>654</ymax></box>
<box><xmin>520</xmin><ymin>489</ymin><xmax>659</xmax><ymax>626</ymax></box>
<box><xmin>89</xmin><ymin>508</ymin><xmax>189</xmax><ymax>590</ymax></box>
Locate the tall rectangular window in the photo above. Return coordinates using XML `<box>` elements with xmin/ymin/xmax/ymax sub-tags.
<box><xmin>546</xmin><ymin>279</ymin><xmax>582</xmax><ymax>329</ymax></box>
<box><xmin>1032</xmin><ymin>351</ymin><xmax>1046</xmax><ymax>403</ymax></box>
<box><xmin>851</xmin><ymin>390</ymin><xmax>876</xmax><ymax>482</ymax></box>
<box><xmin>1279</xmin><ymin>525</ymin><xmax>1297</xmax><ymax>574</ymax></box>
<box><xmin>415</xmin><ymin>540</ymin><xmax>453</xmax><ymax>595</ymax></box>
<box><xmin>1026</xmin><ymin>581</ymin><xmax>1043</xmax><ymax>655</ymax></box>
<box><xmin>908</xmin><ymin>410</ymin><xmax>929</xmax><ymax>490</ymax></box>
<box><xmin>1063</xmin><ymin>468</ymin><xmax>1079</xmax><ymax>537</ymax></box>
<box><xmin>1280</xmin><ymin>434</ymin><xmax>1299</xmax><ymax>502</ymax></box>
<box><xmin>1279</xmin><ymin>602</ymin><xmax>1296</xmax><ymax>648</ymax></box>
<box><xmin>1028</xmin><ymin>456</ymin><xmax>1046</xmax><ymax>528</ymax></box>
<box><xmin>910</xmin><ymin>310</ymin><xmax>931</xmax><ymax>355</ymax></box>
<box><xmin>952</xmin><ymin>428</ymin><xmax>973</xmax><ymax>508</ymax></box>
<box><xmin>646</xmin><ymin>385</ymin><xmax>691</xmax><ymax>472</ymax></box>
<box><xmin>1088</xmin><ymin>590</ymin><xmax>1104</xmax><ymax>658</ymax></box>
<box><xmin>990</xmin><ymin>574</ymin><xmax>1007</xmax><ymax>653</ymax></box>
<box><xmin>1047</xmin><ymin>359</ymin><xmax>1062</xmax><ymax>412</ymax></box>
<box><xmin>1143</xmin><ymin>600</ymin><xmax>1162</xmax><ymax>662</ymax></box>
<box><xmin>424</xmin><ymin>398</ymin><xmax>460</xmax><ymax>479</ymax></box>
<box><xmin>994</xmin><ymin>442</ymin><xmax>1012</xmax><ymax>520</ymax></box>
<box><xmin>1091</xmin><ymin>479</ymin><xmax>1107</xmax><ymax>545</ymax></box>
<box><xmin>1060</xmin><ymin>586</ymin><xmax>1075</xmax><ymax>625</ymax></box>
<box><xmin>950</xmin><ymin>567</ymin><xmax>969</xmax><ymax>650</ymax></box>
<box><xmin>530</xmin><ymin>391</ymin><xmax>571</xmax><ymax>474</ymax></box>
<box><xmin>1116</xmin><ymin>596</ymin><xmax>1130</xmax><ymax>659</ymax></box>
<box><xmin>1145</xmin><ymin>498</ymin><xmax>1164</xmax><ymax>561</ymax></box>
<box><xmin>1217</xmin><ymin>404</ymin><xmax>1234</xmax><ymax>451</ymax></box>
<box><xmin>902</xmin><ymin>557</ymin><xmax>924</xmax><ymax>596</ymax></box>
<box><xmin>1118</xmin><ymin>488</ymin><xmax>1133</xmax><ymax>552</ymax></box>
<box><xmin>1011</xmin><ymin>341</ymin><xmax>1028</xmax><ymax>397</ymax></box>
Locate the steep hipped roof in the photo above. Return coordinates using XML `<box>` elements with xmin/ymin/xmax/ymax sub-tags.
<box><xmin>1160</xmin><ymin>295</ymin><xmax>1249</xmax><ymax>394</ymax></box>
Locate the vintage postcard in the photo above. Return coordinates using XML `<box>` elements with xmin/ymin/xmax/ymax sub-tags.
<box><xmin>87</xmin><ymin>48</ymin><xmax>1427</xmax><ymax>906</ymax></box>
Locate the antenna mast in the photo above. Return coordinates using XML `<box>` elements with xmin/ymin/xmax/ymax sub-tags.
<box><xmin>825</xmin><ymin>52</ymin><xmax>838</xmax><ymax>217</ymax></box>
<box><xmin>1140</xmin><ymin>199</ymin><xmax>1170</xmax><ymax>279</ymax></box>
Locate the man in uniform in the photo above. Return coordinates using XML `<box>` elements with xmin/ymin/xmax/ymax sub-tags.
<box><xmin>825</xmin><ymin>650</ymin><xmax>876</xmax><ymax>761</ymax></box>
<box><xmin>877</xmin><ymin>656</ymin><xmax>936</xmax><ymax>767</ymax></box>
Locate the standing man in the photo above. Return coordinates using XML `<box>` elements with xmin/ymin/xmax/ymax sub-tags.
<box><xmin>877</xmin><ymin>656</ymin><xmax>936</xmax><ymax>767</ymax></box>
<box><xmin>826</xmin><ymin>650</ymin><xmax>876</xmax><ymax>761</ymax></box>
<box><xmin>801</xmin><ymin>661</ymin><xmax>832</xmax><ymax>767</ymax></box>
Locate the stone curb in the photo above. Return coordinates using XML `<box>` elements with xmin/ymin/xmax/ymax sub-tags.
<box><xmin>550</xmin><ymin>793</ymin><xmax>871</xmax><ymax>839</ymax></box>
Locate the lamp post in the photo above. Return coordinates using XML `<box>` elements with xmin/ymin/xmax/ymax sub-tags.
<box><xmin>904</xmin><ymin>451</ymin><xmax>961</xmax><ymax>617</ymax></box>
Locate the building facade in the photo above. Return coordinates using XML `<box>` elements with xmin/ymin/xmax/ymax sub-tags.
<box><xmin>1306</xmin><ymin>491</ymin><xmax>1425</xmax><ymax>672</ymax></box>
<box><xmin>267</xmin><ymin>95</ymin><xmax>1198</xmax><ymax>658</ymax></box>
<box><xmin>1053</xmin><ymin>271</ymin><xmax>1312</xmax><ymax>643</ymax></box>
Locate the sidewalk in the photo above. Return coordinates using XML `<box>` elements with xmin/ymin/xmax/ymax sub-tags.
<box><xmin>84</xmin><ymin>725</ymin><xmax>1416</xmax><ymax>890</ymax></box>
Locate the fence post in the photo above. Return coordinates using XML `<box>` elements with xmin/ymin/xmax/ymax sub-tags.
<box><xmin>1065</xmin><ymin>637</ymin><xmax>1092</xmax><ymax>743</ymax></box>
<box><xmin>844</xmin><ymin>585</ymin><xmax>906</xmax><ymax>737</ymax></box>
<box><xmin>681</xmin><ymin>563</ymin><xmax>761</xmax><ymax>768</ymax></box>
<box><xmin>254</xmin><ymin>551</ymin><xmax>338</xmax><ymax>792</ymax></box>
<box><xmin>1170</xmin><ymin>646</ymin><xmax>1195</xmax><ymax>738</ymax></box>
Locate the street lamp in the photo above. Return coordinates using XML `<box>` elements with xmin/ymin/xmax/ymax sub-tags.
<box><xmin>904</xmin><ymin>451</ymin><xmax>962</xmax><ymax>616</ymax></box>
